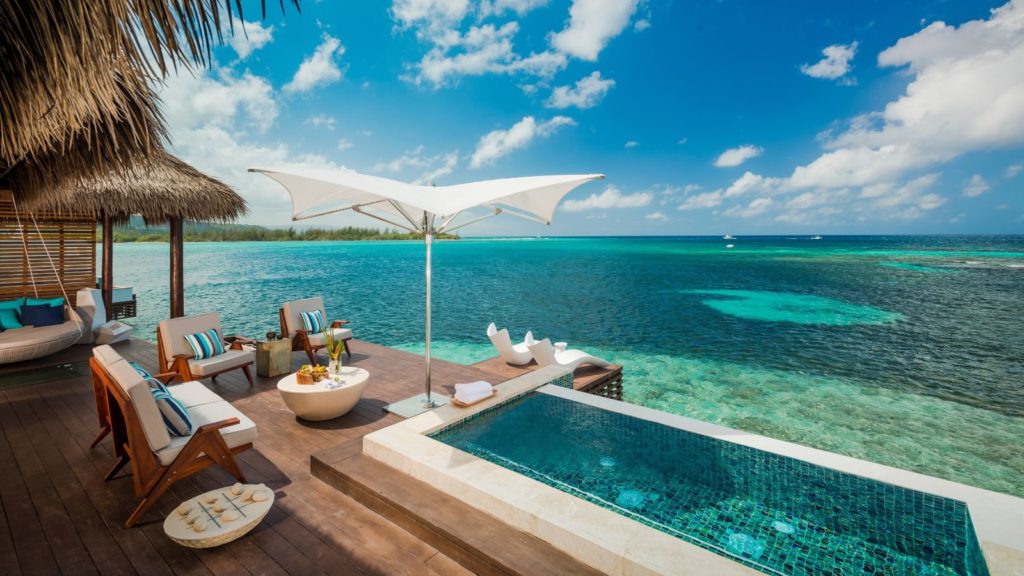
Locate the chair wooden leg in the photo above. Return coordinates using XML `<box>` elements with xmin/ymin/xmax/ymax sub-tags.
<box><xmin>241</xmin><ymin>365</ymin><xmax>254</xmax><ymax>387</ymax></box>
<box><xmin>344</xmin><ymin>339</ymin><xmax>352</xmax><ymax>359</ymax></box>
<box><xmin>211</xmin><ymin>374</ymin><xmax>218</xmax><ymax>383</ymax></box>
<box><xmin>90</xmin><ymin>426</ymin><xmax>110</xmax><ymax>448</ymax></box>
<box><xmin>105</xmin><ymin>454</ymin><xmax>130</xmax><ymax>481</ymax></box>
<box><xmin>303</xmin><ymin>338</ymin><xmax>317</xmax><ymax>365</ymax></box>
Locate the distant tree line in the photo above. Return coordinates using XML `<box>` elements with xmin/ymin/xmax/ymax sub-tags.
<box><xmin>103</xmin><ymin>219</ymin><xmax>458</xmax><ymax>242</ymax></box>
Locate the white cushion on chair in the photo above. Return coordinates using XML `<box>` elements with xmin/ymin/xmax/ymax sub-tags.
<box><xmin>92</xmin><ymin>343</ymin><xmax>124</xmax><ymax>369</ymax></box>
<box><xmin>281</xmin><ymin>297</ymin><xmax>326</xmax><ymax>336</ymax></box>
<box><xmin>187</xmin><ymin>349</ymin><xmax>254</xmax><ymax>377</ymax></box>
<box><xmin>154</xmin><ymin>401</ymin><xmax>257</xmax><ymax>466</ymax></box>
<box><xmin>306</xmin><ymin>327</ymin><xmax>352</xmax><ymax>347</ymax></box>
<box><xmin>102</xmin><ymin>355</ymin><xmax>172</xmax><ymax>452</ymax></box>
<box><xmin>158</xmin><ymin>313</ymin><xmax>223</xmax><ymax>361</ymax></box>
<box><xmin>166</xmin><ymin>381</ymin><xmax>223</xmax><ymax>408</ymax></box>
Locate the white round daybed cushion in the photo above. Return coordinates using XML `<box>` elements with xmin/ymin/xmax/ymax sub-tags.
<box><xmin>0</xmin><ymin>321</ymin><xmax>83</xmax><ymax>365</ymax></box>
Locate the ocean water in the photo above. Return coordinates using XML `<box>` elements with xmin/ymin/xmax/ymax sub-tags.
<box><xmin>103</xmin><ymin>235</ymin><xmax>1024</xmax><ymax>496</ymax></box>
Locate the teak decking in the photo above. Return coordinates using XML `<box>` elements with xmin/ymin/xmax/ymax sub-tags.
<box><xmin>0</xmin><ymin>338</ymin><xmax>516</xmax><ymax>576</ymax></box>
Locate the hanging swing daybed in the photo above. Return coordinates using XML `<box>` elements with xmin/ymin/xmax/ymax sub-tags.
<box><xmin>0</xmin><ymin>193</ymin><xmax>86</xmax><ymax>364</ymax></box>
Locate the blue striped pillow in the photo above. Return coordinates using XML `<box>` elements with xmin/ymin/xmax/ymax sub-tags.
<box><xmin>130</xmin><ymin>361</ymin><xmax>168</xmax><ymax>393</ymax></box>
<box><xmin>152</xmin><ymin>390</ymin><xmax>192</xmax><ymax>436</ymax></box>
<box><xmin>301</xmin><ymin>310</ymin><xmax>325</xmax><ymax>334</ymax></box>
<box><xmin>184</xmin><ymin>329</ymin><xmax>225</xmax><ymax>360</ymax></box>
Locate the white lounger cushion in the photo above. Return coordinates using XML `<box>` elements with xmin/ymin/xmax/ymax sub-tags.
<box><xmin>166</xmin><ymin>381</ymin><xmax>224</xmax><ymax>409</ymax></box>
<box><xmin>155</xmin><ymin>401</ymin><xmax>257</xmax><ymax>466</ymax></box>
<box><xmin>306</xmin><ymin>327</ymin><xmax>352</xmax><ymax>347</ymax></box>
<box><xmin>187</xmin><ymin>349</ymin><xmax>255</xmax><ymax>376</ymax></box>
<box><xmin>97</xmin><ymin>348</ymin><xmax>172</xmax><ymax>452</ymax></box>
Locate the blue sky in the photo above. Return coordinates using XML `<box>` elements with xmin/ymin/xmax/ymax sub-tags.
<box><xmin>159</xmin><ymin>0</ymin><xmax>1024</xmax><ymax>235</ymax></box>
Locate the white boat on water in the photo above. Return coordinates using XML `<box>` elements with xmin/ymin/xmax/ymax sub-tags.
<box><xmin>811</xmin><ymin>235</ymin><xmax>822</xmax><ymax>240</ymax></box>
<box><xmin>726</xmin><ymin>244</ymin><xmax>735</xmax><ymax>249</ymax></box>
<box><xmin>724</xmin><ymin>234</ymin><xmax>735</xmax><ymax>240</ymax></box>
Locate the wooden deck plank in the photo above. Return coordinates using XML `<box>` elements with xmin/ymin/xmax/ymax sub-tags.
<box><xmin>0</xmin><ymin>338</ymin><xmax>565</xmax><ymax>576</ymax></box>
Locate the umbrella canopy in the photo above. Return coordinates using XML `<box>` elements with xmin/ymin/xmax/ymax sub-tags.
<box><xmin>249</xmin><ymin>167</ymin><xmax>604</xmax><ymax>231</ymax></box>
<box><xmin>251</xmin><ymin>167</ymin><xmax>604</xmax><ymax>413</ymax></box>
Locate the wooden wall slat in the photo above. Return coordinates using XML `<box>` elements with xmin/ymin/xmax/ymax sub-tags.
<box><xmin>0</xmin><ymin>200</ymin><xmax>96</xmax><ymax>306</ymax></box>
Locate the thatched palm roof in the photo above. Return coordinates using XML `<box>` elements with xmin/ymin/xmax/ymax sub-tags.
<box><xmin>22</xmin><ymin>151</ymin><xmax>247</xmax><ymax>224</ymax></box>
<box><xmin>0</xmin><ymin>0</ymin><xmax>297</xmax><ymax>202</ymax></box>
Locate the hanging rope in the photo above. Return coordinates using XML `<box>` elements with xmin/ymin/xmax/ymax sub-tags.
<box><xmin>9</xmin><ymin>194</ymin><xmax>39</xmax><ymax>298</ymax></box>
<box><xmin>29</xmin><ymin>211</ymin><xmax>85</xmax><ymax>331</ymax></box>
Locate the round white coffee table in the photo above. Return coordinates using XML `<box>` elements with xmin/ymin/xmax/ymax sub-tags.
<box><xmin>277</xmin><ymin>366</ymin><xmax>369</xmax><ymax>421</ymax></box>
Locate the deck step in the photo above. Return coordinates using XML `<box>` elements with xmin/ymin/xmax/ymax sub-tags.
<box><xmin>311</xmin><ymin>440</ymin><xmax>604</xmax><ymax>576</ymax></box>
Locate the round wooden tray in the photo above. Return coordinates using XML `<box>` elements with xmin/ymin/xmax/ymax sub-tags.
<box><xmin>163</xmin><ymin>483</ymin><xmax>274</xmax><ymax>548</ymax></box>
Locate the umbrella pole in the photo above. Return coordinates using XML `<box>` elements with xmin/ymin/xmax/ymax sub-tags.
<box><xmin>422</xmin><ymin>232</ymin><xmax>435</xmax><ymax>408</ymax></box>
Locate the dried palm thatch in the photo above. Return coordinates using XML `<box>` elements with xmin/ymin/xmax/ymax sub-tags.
<box><xmin>22</xmin><ymin>150</ymin><xmax>247</xmax><ymax>225</ymax></box>
<box><xmin>0</xmin><ymin>0</ymin><xmax>297</xmax><ymax>202</ymax></box>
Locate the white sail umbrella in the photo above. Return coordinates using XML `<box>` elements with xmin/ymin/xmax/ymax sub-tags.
<box><xmin>249</xmin><ymin>167</ymin><xmax>604</xmax><ymax>415</ymax></box>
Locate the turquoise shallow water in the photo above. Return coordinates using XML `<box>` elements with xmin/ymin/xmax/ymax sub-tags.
<box><xmin>105</xmin><ymin>235</ymin><xmax>1024</xmax><ymax>496</ymax></box>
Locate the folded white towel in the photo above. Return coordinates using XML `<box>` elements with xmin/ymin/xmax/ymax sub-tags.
<box><xmin>455</xmin><ymin>381</ymin><xmax>493</xmax><ymax>396</ymax></box>
<box><xmin>455</xmin><ymin>389</ymin><xmax>493</xmax><ymax>404</ymax></box>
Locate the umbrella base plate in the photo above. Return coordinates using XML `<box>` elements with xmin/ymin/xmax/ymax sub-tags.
<box><xmin>384</xmin><ymin>393</ymin><xmax>451</xmax><ymax>418</ymax></box>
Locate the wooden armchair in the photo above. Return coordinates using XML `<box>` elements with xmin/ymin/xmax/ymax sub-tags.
<box><xmin>90</xmin><ymin>345</ymin><xmax>181</xmax><ymax>449</ymax></box>
<box><xmin>157</xmin><ymin>312</ymin><xmax>255</xmax><ymax>386</ymax></box>
<box><xmin>279</xmin><ymin>297</ymin><xmax>353</xmax><ymax>365</ymax></box>
<box><xmin>90</xmin><ymin>344</ymin><xmax>257</xmax><ymax>528</ymax></box>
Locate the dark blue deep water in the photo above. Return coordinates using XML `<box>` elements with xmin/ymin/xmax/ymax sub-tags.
<box><xmin>107</xmin><ymin>235</ymin><xmax>1024</xmax><ymax>495</ymax></box>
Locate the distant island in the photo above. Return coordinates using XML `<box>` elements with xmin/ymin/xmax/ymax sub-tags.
<box><xmin>104</xmin><ymin>219</ymin><xmax>458</xmax><ymax>242</ymax></box>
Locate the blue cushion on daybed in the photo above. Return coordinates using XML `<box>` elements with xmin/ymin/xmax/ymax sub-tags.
<box><xmin>19</xmin><ymin>304</ymin><xmax>64</xmax><ymax>327</ymax></box>
<box><xmin>0</xmin><ymin>309</ymin><xmax>23</xmax><ymax>330</ymax></box>
<box><xmin>26</xmin><ymin>297</ymin><xmax>65</xmax><ymax>308</ymax></box>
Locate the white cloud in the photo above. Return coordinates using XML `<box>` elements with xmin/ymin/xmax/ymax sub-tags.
<box><xmin>284</xmin><ymin>34</ymin><xmax>346</xmax><ymax>94</ymax></box>
<box><xmin>546</xmin><ymin>71</ymin><xmax>615</xmax><ymax>109</ymax></box>
<box><xmin>159</xmin><ymin>68</ymin><xmax>277</xmax><ymax>133</ymax></box>
<box><xmin>550</xmin><ymin>0</ymin><xmax>640</xmax><ymax>61</ymax></box>
<box><xmin>715</xmin><ymin>145</ymin><xmax>764</xmax><ymax>168</ymax></box>
<box><xmin>962</xmin><ymin>174</ymin><xmax>991</xmax><ymax>197</ymax></box>
<box><xmin>678</xmin><ymin>190</ymin><xmax>723</xmax><ymax>210</ymax></box>
<box><xmin>1006</xmin><ymin>163</ymin><xmax>1023</xmax><ymax>178</ymax></box>
<box><xmin>410</xmin><ymin>23</ymin><xmax>568</xmax><ymax>87</ymax></box>
<box><xmin>469</xmin><ymin>115</ymin><xmax>575</xmax><ymax>168</ymax></box>
<box><xmin>562</xmin><ymin>185</ymin><xmax>652</xmax><ymax>211</ymax></box>
<box><xmin>373</xmin><ymin>146</ymin><xmax>460</xmax><ymax>184</ymax></box>
<box><xmin>801</xmin><ymin>42</ymin><xmax>858</xmax><ymax>81</ymax></box>
<box><xmin>724</xmin><ymin>171</ymin><xmax>780</xmax><ymax>197</ymax></box>
<box><xmin>337</xmin><ymin>138</ymin><xmax>353</xmax><ymax>151</ymax></box>
<box><xmin>415</xmin><ymin>151</ymin><xmax>459</xmax><ymax>184</ymax></box>
<box><xmin>678</xmin><ymin>137</ymin><xmax>688</xmax><ymax>145</ymax></box>
<box><xmin>645</xmin><ymin>211</ymin><xmax>667</xmax><ymax>221</ymax></box>
<box><xmin>392</xmin><ymin>0</ymin><xmax>470</xmax><ymax>30</ymax></box>
<box><xmin>787</xmin><ymin>2</ymin><xmax>1024</xmax><ymax>192</ymax></box>
<box><xmin>227</xmin><ymin>21</ymin><xmax>274</xmax><ymax>60</ymax></box>
<box><xmin>304</xmin><ymin>113</ymin><xmax>336</xmax><ymax>131</ymax></box>
<box><xmin>480</xmin><ymin>0</ymin><xmax>548</xmax><ymax>17</ymax></box>
<box><xmin>374</xmin><ymin>145</ymin><xmax>435</xmax><ymax>172</ymax></box>
<box><xmin>624</xmin><ymin>140</ymin><xmax>639</xmax><ymax>149</ymax></box>
<box><xmin>634</xmin><ymin>19</ymin><xmax>650</xmax><ymax>31</ymax></box>
<box><xmin>725</xmin><ymin>197</ymin><xmax>774</xmax><ymax>218</ymax></box>
<box><xmin>158</xmin><ymin>69</ymin><xmax>343</xmax><ymax>222</ymax></box>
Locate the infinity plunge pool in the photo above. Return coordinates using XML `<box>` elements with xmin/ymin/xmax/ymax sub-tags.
<box><xmin>431</xmin><ymin>390</ymin><xmax>990</xmax><ymax>576</ymax></box>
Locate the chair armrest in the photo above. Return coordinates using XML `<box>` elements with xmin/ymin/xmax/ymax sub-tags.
<box><xmin>153</xmin><ymin>371</ymin><xmax>184</xmax><ymax>384</ymax></box>
<box><xmin>331</xmin><ymin>320</ymin><xmax>350</xmax><ymax>328</ymax></box>
<box><xmin>193</xmin><ymin>417</ymin><xmax>240</xmax><ymax>435</ymax></box>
